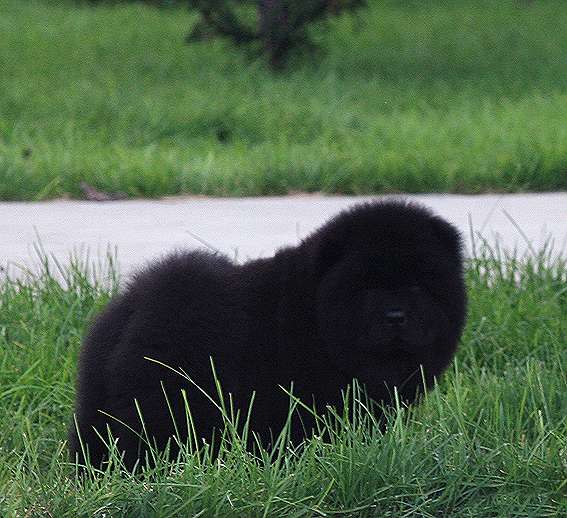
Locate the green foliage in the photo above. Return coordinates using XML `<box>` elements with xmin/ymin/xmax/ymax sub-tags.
<box><xmin>186</xmin><ymin>0</ymin><xmax>366</xmax><ymax>69</ymax></box>
<box><xmin>68</xmin><ymin>0</ymin><xmax>185</xmax><ymax>6</ymax></box>
<box><xmin>66</xmin><ymin>0</ymin><xmax>366</xmax><ymax>69</ymax></box>
<box><xmin>0</xmin><ymin>240</ymin><xmax>566</xmax><ymax>516</ymax></box>
<box><xmin>1</xmin><ymin>0</ymin><xmax>567</xmax><ymax>199</ymax></box>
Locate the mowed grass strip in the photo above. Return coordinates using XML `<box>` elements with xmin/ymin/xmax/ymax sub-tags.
<box><xmin>0</xmin><ymin>243</ymin><xmax>565</xmax><ymax>517</ymax></box>
<box><xmin>1</xmin><ymin>0</ymin><xmax>567</xmax><ymax>199</ymax></box>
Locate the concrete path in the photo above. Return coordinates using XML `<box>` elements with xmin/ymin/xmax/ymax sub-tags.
<box><xmin>1</xmin><ymin>193</ymin><xmax>566</xmax><ymax>280</ymax></box>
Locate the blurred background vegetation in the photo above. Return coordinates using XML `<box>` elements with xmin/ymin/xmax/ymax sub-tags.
<box><xmin>1</xmin><ymin>0</ymin><xmax>566</xmax><ymax>199</ymax></box>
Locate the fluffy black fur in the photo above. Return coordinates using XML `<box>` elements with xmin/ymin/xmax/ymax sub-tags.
<box><xmin>69</xmin><ymin>201</ymin><xmax>467</xmax><ymax>470</ymax></box>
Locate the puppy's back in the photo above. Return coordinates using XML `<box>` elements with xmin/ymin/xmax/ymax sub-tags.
<box><xmin>69</xmin><ymin>250</ymin><xmax>239</xmax><ymax>468</ymax></box>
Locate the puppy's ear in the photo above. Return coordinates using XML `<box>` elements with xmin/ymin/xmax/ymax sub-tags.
<box><xmin>431</xmin><ymin>217</ymin><xmax>463</xmax><ymax>257</ymax></box>
<box><xmin>307</xmin><ymin>226</ymin><xmax>347</xmax><ymax>279</ymax></box>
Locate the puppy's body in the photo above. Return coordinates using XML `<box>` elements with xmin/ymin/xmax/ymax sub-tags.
<box><xmin>69</xmin><ymin>201</ymin><xmax>467</xmax><ymax>469</ymax></box>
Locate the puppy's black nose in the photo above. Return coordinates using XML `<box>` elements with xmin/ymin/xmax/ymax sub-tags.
<box><xmin>386</xmin><ymin>309</ymin><xmax>406</xmax><ymax>326</ymax></box>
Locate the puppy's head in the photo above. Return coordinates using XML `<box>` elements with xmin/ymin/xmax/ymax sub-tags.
<box><xmin>306</xmin><ymin>201</ymin><xmax>467</xmax><ymax>403</ymax></box>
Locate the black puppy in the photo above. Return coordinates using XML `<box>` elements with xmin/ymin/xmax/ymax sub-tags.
<box><xmin>69</xmin><ymin>201</ymin><xmax>467</xmax><ymax>469</ymax></box>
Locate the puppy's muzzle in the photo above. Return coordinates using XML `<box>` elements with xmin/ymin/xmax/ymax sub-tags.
<box><xmin>385</xmin><ymin>309</ymin><xmax>407</xmax><ymax>327</ymax></box>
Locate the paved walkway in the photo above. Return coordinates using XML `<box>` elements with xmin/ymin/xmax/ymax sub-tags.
<box><xmin>2</xmin><ymin>193</ymin><xmax>566</xmax><ymax>279</ymax></box>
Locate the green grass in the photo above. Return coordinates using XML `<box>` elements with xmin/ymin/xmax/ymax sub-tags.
<box><xmin>1</xmin><ymin>0</ymin><xmax>567</xmax><ymax>199</ymax></box>
<box><xmin>0</xmin><ymin>242</ymin><xmax>566</xmax><ymax>516</ymax></box>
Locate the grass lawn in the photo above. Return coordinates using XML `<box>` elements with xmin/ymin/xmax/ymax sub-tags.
<box><xmin>1</xmin><ymin>0</ymin><xmax>567</xmax><ymax>199</ymax></box>
<box><xmin>0</xmin><ymin>244</ymin><xmax>565</xmax><ymax>516</ymax></box>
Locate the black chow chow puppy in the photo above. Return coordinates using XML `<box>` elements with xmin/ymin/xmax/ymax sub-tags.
<box><xmin>69</xmin><ymin>201</ymin><xmax>467</xmax><ymax>470</ymax></box>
